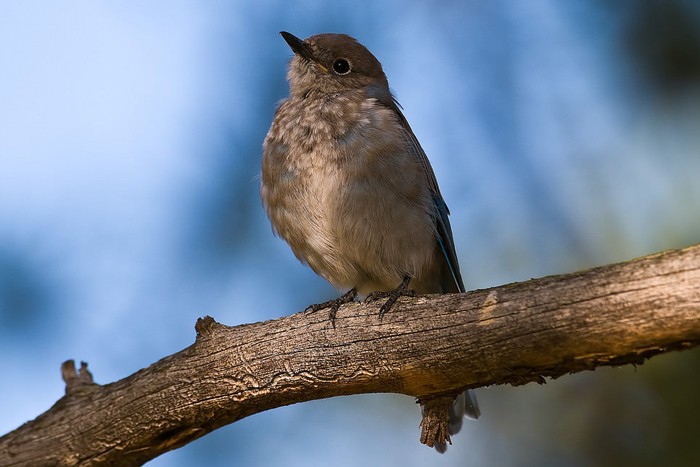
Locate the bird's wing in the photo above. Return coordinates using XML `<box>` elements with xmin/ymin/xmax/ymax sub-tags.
<box><xmin>372</xmin><ymin>89</ymin><xmax>466</xmax><ymax>293</ymax></box>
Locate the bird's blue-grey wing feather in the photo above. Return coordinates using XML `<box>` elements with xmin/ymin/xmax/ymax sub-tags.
<box><xmin>376</xmin><ymin>93</ymin><xmax>466</xmax><ymax>294</ymax></box>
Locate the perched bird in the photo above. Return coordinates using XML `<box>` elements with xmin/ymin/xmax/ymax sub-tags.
<box><xmin>261</xmin><ymin>31</ymin><xmax>479</xmax><ymax>451</ymax></box>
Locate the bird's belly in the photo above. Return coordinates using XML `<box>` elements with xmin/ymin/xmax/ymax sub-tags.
<box><xmin>266</xmin><ymin>170</ymin><xmax>435</xmax><ymax>294</ymax></box>
<box><xmin>329</xmin><ymin>179</ymin><xmax>437</xmax><ymax>294</ymax></box>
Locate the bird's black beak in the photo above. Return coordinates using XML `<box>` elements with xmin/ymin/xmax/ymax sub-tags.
<box><xmin>280</xmin><ymin>31</ymin><xmax>314</xmax><ymax>61</ymax></box>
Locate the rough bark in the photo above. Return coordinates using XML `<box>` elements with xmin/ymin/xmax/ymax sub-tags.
<box><xmin>1</xmin><ymin>244</ymin><xmax>699</xmax><ymax>466</ymax></box>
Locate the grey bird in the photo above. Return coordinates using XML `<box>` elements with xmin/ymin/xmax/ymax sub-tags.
<box><xmin>261</xmin><ymin>31</ymin><xmax>479</xmax><ymax>451</ymax></box>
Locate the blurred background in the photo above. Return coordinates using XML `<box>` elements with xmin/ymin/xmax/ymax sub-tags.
<box><xmin>1</xmin><ymin>1</ymin><xmax>699</xmax><ymax>466</ymax></box>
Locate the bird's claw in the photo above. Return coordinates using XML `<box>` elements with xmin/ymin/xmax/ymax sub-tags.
<box><xmin>365</xmin><ymin>276</ymin><xmax>415</xmax><ymax>319</ymax></box>
<box><xmin>305</xmin><ymin>288</ymin><xmax>358</xmax><ymax>327</ymax></box>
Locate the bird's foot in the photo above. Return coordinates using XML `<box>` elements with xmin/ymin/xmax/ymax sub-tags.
<box><xmin>305</xmin><ymin>288</ymin><xmax>358</xmax><ymax>327</ymax></box>
<box><xmin>365</xmin><ymin>275</ymin><xmax>415</xmax><ymax>319</ymax></box>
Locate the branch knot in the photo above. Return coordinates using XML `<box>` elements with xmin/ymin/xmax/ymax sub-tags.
<box><xmin>61</xmin><ymin>360</ymin><xmax>97</xmax><ymax>395</ymax></box>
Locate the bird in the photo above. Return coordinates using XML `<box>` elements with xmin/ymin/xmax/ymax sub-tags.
<box><xmin>261</xmin><ymin>31</ymin><xmax>479</xmax><ymax>451</ymax></box>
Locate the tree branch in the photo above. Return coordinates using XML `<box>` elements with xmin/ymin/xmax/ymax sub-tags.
<box><xmin>2</xmin><ymin>244</ymin><xmax>700</xmax><ymax>466</ymax></box>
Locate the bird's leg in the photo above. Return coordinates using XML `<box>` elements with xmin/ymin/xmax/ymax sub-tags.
<box><xmin>365</xmin><ymin>275</ymin><xmax>416</xmax><ymax>319</ymax></box>
<box><xmin>305</xmin><ymin>288</ymin><xmax>358</xmax><ymax>327</ymax></box>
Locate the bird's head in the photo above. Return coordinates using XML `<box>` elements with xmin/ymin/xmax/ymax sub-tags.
<box><xmin>281</xmin><ymin>31</ymin><xmax>390</xmax><ymax>97</ymax></box>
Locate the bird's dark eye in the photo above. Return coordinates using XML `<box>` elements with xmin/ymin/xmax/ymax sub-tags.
<box><xmin>332</xmin><ymin>58</ymin><xmax>351</xmax><ymax>75</ymax></box>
